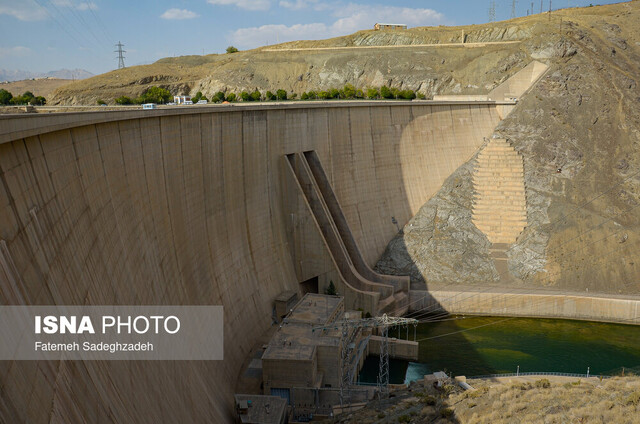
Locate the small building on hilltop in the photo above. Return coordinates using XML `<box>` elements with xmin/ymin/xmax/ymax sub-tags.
<box><xmin>374</xmin><ymin>23</ymin><xmax>407</xmax><ymax>30</ymax></box>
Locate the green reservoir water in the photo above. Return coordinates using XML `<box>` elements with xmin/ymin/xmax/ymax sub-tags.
<box><xmin>358</xmin><ymin>316</ymin><xmax>640</xmax><ymax>385</ymax></box>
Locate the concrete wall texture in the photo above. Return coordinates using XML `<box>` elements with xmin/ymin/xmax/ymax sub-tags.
<box><xmin>0</xmin><ymin>102</ymin><xmax>502</xmax><ymax>422</ymax></box>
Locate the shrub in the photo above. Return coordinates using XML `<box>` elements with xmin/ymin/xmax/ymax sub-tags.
<box><xmin>342</xmin><ymin>83</ymin><xmax>356</xmax><ymax>99</ymax></box>
<box><xmin>96</xmin><ymin>99</ymin><xmax>106</xmax><ymax>105</ymax></box>
<box><xmin>307</xmin><ymin>90</ymin><xmax>317</xmax><ymax>99</ymax></box>
<box><xmin>226</xmin><ymin>46</ymin><xmax>238</xmax><ymax>54</ymax></box>
<box><xmin>355</xmin><ymin>89</ymin><xmax>364</xmax><ymax>99</ymax></box>
<box><xmin>423</xmin><ymin>395</ymin><xmax>437</xmax><ymax>405</ymax></box>
<box><xmin>366</xmin><ymin>87</ymin><xmax>379</xmax><ymax>99</ymax></box>
<box><xmin>250</xmin><ymin>90</ymin><xmax>261</xmax><ymax>101</ymax></box>
<box><xmin>626</xmin><ymin>391</ymin><xmax>640</xmax><ymax>406</ymax></box>
<box><xmin>265</xmin><ymin>91</ymin><xmax>276</xmax><ymax>101</ymax></box>
<box><xmin>329</xmin><ymin>88</ymin><xmax>340</xmax><ymax>99</ymax></box>
<box><xmin>32</xmin><ymin>96</ymin><xmax>46</xmax><ymax>105</ymax></box>
<box><xmin>398</xmin><ymin>414</ymin><xmax>411</xmax><ymax>423</ymax></box>
<box><xmin>417</xmin><ymin>92</ymin><xmax>426</xmax><ymax>100</ymax></box>
<box><xmin>535</xmin><ymin>379</ymin><xmax>551</xmax><ymax>389</ymax></box>
<box><xmin>440</xmin><ymin>407</ymin><xmax>454</xmax><ymax>418</ymax></box>
<box><xmin>400</xmin><ymin>90</ymin><xmax>416</xmax><ymax>100</ymax></box>
<box><xmin>240</xmin><ymin>91</ymin><xmax>250</xmax><ymax>101</ymax></box>
<box><xmin>301</xmin><ymin>92</ymin><xmax>309</xmax><ymax>100</ymax></box>
<box><xmin>380</xmin><ymin>85</ymin><xmax>393</xmax><ymax>99</ymax></box>
<box><xmin>276</xmin><ymin>89</ymin><xmax>287</xmax><ymax>100</ymax></box>
<box><xmin>115</xmin><ymin>96</ymin><xmax>133</xmax><ymax>105</ymax></box>
<box><xmin>318</xmin><ymin>91</ymin><xmax>330</xmax><ymax>100</ymax></box>
<box><xmin>226</xmin><ymin>93</ymin><xmax>236</xmax><ymax>102</ymax></box>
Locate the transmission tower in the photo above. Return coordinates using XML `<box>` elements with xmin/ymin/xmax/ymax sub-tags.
<box><xmin>489</xmin><ymin>0</ymin><xmax>496</xmax><ymax>22</ymax></box>
<box><xmin>511</xmin><ymin>0</ymin><xmax>517</xmax><ymax>19</ymax></box>
<box><xmin>312</xmin><ymin>313</ymin><xmax>418</xmax><ymax>405</ymax></box>
<box><xmin>114</xmin><ymin>41</ymin><xmax>126</xmax><ymax>69</ymax></box>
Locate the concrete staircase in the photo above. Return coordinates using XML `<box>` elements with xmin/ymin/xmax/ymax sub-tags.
<box><xmin>472</xmin><ymin>138</ymin><xmax>527</xmax><ymax>245</ymax></box>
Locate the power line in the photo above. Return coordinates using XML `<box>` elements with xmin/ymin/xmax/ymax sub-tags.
<box><xmin>83</xmin><ymin>0</ymin><xmax>113</xmax><ymax>44</ymax></box>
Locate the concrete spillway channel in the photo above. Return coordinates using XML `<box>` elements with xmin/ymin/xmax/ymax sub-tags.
<box><xmin>285</xmin><ymin>151</ymin><xmax>409</xmax><ymax>316</ymax></box>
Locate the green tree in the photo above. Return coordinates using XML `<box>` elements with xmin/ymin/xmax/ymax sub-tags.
<box><xmin>212</xmin><ymin>91</ymin><xmax>225</xmax><ymax>102</ymax></box>
<box><xmin>342</xmin><ymin>83</ymin><xmax>356</xmax><ymax>99</ymax></box>
<box><xmin>250</xmin><ymin>90</ymin><xmax>261</xmax><ymax>101</ymax></box>
<box><xmin>380</xmin><ymin>86</ymin><xmax>393</xmax><ymax>99</ymax></box>
<box><xmin>391</xmin><ymin>87</ymin><xmax>401</xmax><ymax>99</ymax></box>
<box><xmin>226</xmin><ymin>46</ymin><xmax>239</xmax><ymax>54</ymax></box>
<box><xmin>318</xmin><ymin>91</ymin><xmax>330</xmax><ymax>99</ymax></box>
<box><xmin>325</xmin><ymin>281</ymin><xmax>337</xmax><ymax>296</ymax></box>
<box><xmin>416</xmin><ymin>92</ymin><xmax>426</xmax><ymax>100</ymax></box>
<box><xmin>301</xmin><ymin>92</ymin><xmax>309</xmax><ymax>100</ymax></box>
<box><xmin>265</xmin><ymin>91</ymin><xmax>276</xmax><ymax>101</ymax></box>
<box><xmin>307</xmin><ymin>91</ymin><xmax>317</xmax><ymax>99</ymax></box>
<box><xmin>191</xmin><ymin>91</ymin><xmax>203</xmax><ymax>103</ymax></box>
<box><xmin>115</xmin><ymin>96</ymin><xmax>133</xmax><ymax>105</ymax></box>
<box><xmin>400</xmin><ymin>89</ymin><xmax>416</xmax><ymax>100</ymax></box>
<box><xmin>366</xmin><ymin>87</ymin><xmax>379</xmax><ymax>99</ymax></box>
<box><xmin>32</xmin><ymin>96</ymin><xmax>46</xmax><ymax>105</ymax></box>
<box><xmin>0</xmin><ymin>89</ymin><xmax>13</xmax><ymax>105</ymax></box>
<box><xmin>226</xmin><ymin>93</ymin><xmax>236</xmax><ymax>102</ymax></box>
<box><xmin>140</xmin><ymin>86</ymin><xmax>171</xmax><ymax>104</ymax></box>
<box><xmin>240</xmin><ymin>91</ymin><xmax>250</xmax><ymax>101</ymax></box>
<box><xmin>329</xmin><ymin>88</ymin><xmax>340</xmax><ymax>99</ymax></box>
<box><xmin>290</xmin><ymin>93</ymin><xmax>297</xmax><ymax>100</ymax></box>
<box><xmin>355</xmin><ymin>89</ymin><xmax>364</xmax><ymax>99</ymax></box>
<box><xmin>276</xmin><ymin>89</ymin><xmax>287</xmax><ymax>100</ymax></box>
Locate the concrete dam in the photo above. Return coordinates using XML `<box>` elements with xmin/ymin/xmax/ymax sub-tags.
<box><xmin>0</xmin><ymin>100</ymin><xmax>505</xmax><ymax>422</ymax></box>
<box><xmin>2</xmin><ymin>64</ymin><xmax>637</xmax><ymax>421</ymax></box>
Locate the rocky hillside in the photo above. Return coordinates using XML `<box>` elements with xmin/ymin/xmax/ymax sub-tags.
<box><xmin>48</xmin><ymin>4</ymin><xmax>629</xmax><ymax>105</ymax></box>
<box><xmin>376</xmin><ymin>1</ymin><xmax>640</xmax><ymax>295</ymax></box>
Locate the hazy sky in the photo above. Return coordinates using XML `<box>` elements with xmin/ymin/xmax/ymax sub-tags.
<box><xmin>0</xmin><ymin>0</ymin><xmax>624</xmax><ymax>75</ymax></box>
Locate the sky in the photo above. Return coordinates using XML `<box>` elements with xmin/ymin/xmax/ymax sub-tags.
<box><xmin>0</xmin><ymin>0</ymin><xmax>626</xmax><ymax>75</ymax></box>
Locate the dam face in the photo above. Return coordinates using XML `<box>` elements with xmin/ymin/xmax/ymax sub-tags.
<box><xmin>0</xmin><ymin>102</ymin><xmax>500</xmax><ymax>422</ymax></box>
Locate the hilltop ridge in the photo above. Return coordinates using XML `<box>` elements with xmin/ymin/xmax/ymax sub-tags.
<box><xmin>50</xmin><ymin>2</ymin><xmax>638</xmax><ymax>105</ymax></box>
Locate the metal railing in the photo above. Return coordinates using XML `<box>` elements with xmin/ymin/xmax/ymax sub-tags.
<box><xmin>469</xmin><ymin>371</ymin><xmax>611</xmax><ymax>379</ymax></box>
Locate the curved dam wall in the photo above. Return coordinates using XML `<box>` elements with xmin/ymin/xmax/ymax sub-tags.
<box><xmin>0</xmin><ymin>102</ymin><xmax>500</xmax><ymax>422</ymax></box>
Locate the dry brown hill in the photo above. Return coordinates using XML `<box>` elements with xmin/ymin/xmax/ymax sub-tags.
<box><xmin>375</xmin><ymin>1</ymin><xmax>640</xmax><ymax>295</ymax></box>
<box><xmin>0</xmin><ymin>78</ymin><xmax>73</xmax><ymax>99</ymax></box>
<box><xmin>50</xmin><ymin>2</ymin><xmax>639</xmax><ymax>105</ymax></box>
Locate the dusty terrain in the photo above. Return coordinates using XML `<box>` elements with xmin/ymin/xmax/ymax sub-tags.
<box><xmin>0</xmin><ymin>78</ymin><xmax>73</xmax><ymax>98</ymax></box>
<box><xmin>325</xmin><ymin>376</ymin><xmax>640</xmax><ymax>424</ymax></box>
<box><xmin>376</xmin><ymin>1</ymin><xmax>640</xmax><ymax>296</ymax></box>
<box><xmin>49</xmin><ymin>4</ymin><xmax>633</xmax><ymax>105</ymax></box>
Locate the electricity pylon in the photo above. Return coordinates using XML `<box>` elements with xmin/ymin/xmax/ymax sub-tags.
<box><xmin>312</xmin><ymin>313</ymin><xmax>419</xmax><ymax>405</ymax></box>
<box><xmin>115</xmin><ymin>41</ymin><xmax>126</xmax><ymax>69</ymax></box>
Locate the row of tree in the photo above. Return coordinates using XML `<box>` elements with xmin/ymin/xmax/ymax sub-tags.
<box><xmin>0</xmin><ymin>89</ymin><xmax>46</xmax><ymax>106</ymax></box>
<box><xmin>105</xmin><ymin>84</ymin><xmax>426</xmax><ymax>106</ymax></box>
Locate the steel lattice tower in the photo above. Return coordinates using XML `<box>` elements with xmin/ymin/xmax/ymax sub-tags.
<box><xmin>313</xmin><ymin>313</ymin><xmax>418</xmax><ymax>404</ymax></box>
<box><xmin>115</xmin><ymin>41</ymin><xmax>126</xmax><ymax>69</ymax></box>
